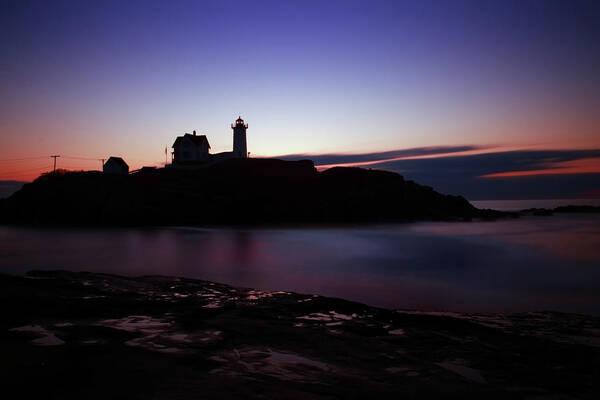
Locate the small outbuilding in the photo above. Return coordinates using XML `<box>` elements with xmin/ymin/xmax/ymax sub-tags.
<box><xmin>103</xmin><ymin>157</ymin><xmax>129</xmax><ymax>175</ymax></box>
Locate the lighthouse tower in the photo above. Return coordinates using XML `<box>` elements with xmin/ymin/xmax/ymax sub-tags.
<box><xmin>231</xmin><ymin>116</ymin><xmax>248</xmax><ymax>158</ymax></box>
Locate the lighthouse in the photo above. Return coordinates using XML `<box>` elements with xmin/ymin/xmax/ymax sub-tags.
<box><xmin>231</xmin><ymin>116</ymin><xmax>248</xmax><ymax>158</ymax></box>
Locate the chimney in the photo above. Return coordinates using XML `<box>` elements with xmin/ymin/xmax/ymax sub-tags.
<box><xmin>193</xmin><ymin>130</ymin><xmax>196</xmax><ymax>136</ymax></box>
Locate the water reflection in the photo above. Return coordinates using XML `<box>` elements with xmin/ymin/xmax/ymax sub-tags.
<box><xmin>409</xmin><ymin>215</ymin><xmax>600</xmax><ymax>262</ymax></box>
<box><xmin>1</xmin><ymin>215</ymin><xmax>599</xmax><ymax>315</ymax></box>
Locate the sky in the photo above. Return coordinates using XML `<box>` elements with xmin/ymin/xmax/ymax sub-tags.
<box><xmin>0</xmin><ymin>0</ymin><xmax>599</xmax><ymax>198</ymax></box>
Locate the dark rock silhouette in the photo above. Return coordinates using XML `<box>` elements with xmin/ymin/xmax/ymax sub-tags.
<box><xmin>0</xmin><ymin>159</ymin><xmax>509</xmax><ymax>226</ymax></box>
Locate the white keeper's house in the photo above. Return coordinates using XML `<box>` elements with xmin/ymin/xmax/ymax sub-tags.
<box><xmin>171</xmin><ymin>116</ymin><xmax>249</xmax><ymax>165</ymax></box>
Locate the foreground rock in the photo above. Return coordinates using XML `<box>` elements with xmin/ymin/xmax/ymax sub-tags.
<box><xmin>1</xmin><ymin>271</ymin><xmax>598</xmax><ymax>399</ymax></box>
<box><xmin>0</xmin><ymin>159</ymin><xmax>509</xmax><ymax>226</ymax></box>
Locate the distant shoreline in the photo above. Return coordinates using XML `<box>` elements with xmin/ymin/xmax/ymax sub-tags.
<box><xmin>471</xmin><ymin>198</ymin><xmax>600</xmax><ymax>211</ymax></box>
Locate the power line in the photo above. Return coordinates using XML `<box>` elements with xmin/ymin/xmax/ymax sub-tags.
<box><xmin>1</xmin><ymin>153</ymin><xmax>164</xmax><ymax>177</ymax></box>
<box><xmin>0</xmin><ymin>154</ymin><xmax>104</xmax><ymax>179</ymax></box>
<box><xmin>0</xmin><ymin>165</ymin><xmax>51</xmax><ymax>174</ymax></box>
<box><xmin>0</xmin><ymin>156</ymin><xmax>49</xmax><ymax>162</ymax></box>
<box><xmin>0</xmin><ymin>155</ymin><xmax>102</xmax><ymax>163</ymax></box>
<box><xmin>61</xmin><ymin>155</ymin><xmax>103</xmax><ymax>161</ymax></box>
<box><xmin>1</xmin><ymin>163</ymin><xmax>101</xmax><ymax>175</ymax></box>
<box><xmin>0</xmin><ymin>160</ymin><xmax>52</xmax><ymax>172</ymax></box>
<box><xmin>0</xmin><ymin>167</ymin><xmax>52</xmax><ymax>178</ymax></box>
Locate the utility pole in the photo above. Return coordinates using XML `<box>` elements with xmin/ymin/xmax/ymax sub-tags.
<box><xmin>50</xmin><ymin>155</ymin><xmax>60</xmax><ymax>172</ymax></box>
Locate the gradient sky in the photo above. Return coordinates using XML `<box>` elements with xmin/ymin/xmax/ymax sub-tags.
<box><xmin>1</xmin><ymin>0</ymin><xmax>599</xmax><ymax>190</ymax></box>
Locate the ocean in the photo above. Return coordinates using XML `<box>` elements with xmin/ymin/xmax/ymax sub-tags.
<box><xmin>2</xmin><ymin>199</ymin><xmax>599</xmax><ymax>315</ymax></box>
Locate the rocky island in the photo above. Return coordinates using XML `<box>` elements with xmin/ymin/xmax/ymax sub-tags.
<box><xmin>0</xmin><ymin>158</ymin><xmax>508</xmax><ymax>226</ymax></box>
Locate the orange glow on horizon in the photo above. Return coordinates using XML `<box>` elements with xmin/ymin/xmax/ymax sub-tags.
<box><xmin>0</xmin><ymin>157</ymin><xmax>166</xmax><ymax>182</ymax></box>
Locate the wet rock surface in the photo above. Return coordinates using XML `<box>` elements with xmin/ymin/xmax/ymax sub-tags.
<box><xmin>1</xmin><ymin>270</ymin><xmax>599</xmax><ymax>399</ymax></box>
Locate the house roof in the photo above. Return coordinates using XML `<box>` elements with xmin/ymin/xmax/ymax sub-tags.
<box><xmin>105</xmin><ymin>156</ymin><xmax>128</xmax><ymax>169</ymax></box>
<box><xmin>172</xmin><ymin>133</ymin><xmax>211</xmax><ymax>149</ymax></box>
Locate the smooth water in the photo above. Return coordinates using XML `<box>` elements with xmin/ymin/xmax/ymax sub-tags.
<box><xmin>1</xmin><ymin>214</ymin><xmax>600</xmax><ymax>315</ymax></box>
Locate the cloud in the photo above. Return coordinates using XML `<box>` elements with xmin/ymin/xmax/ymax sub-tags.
<box><xmin>281</xmin><ymin>148</ymin><xmax>600</xmax><ymax>200</ymax></box>
<box><xmin>376</xmin><ymin>150</ymin><xmax>600</xmax><ymax>200</ymax></box>
<box><xmin>276</xmin><ymin>145</ymin><xmax>484</xmax><ymax>166</ymax></box>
